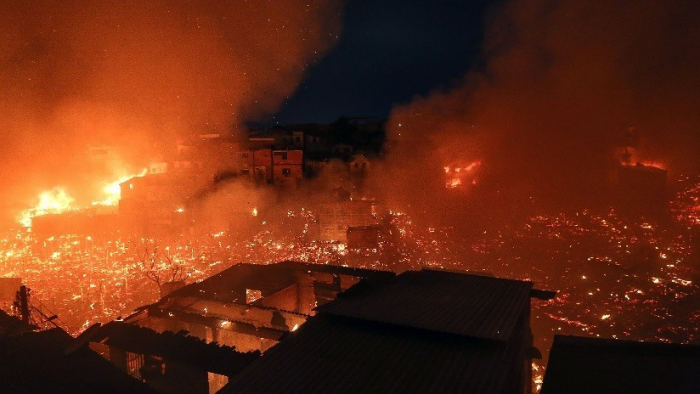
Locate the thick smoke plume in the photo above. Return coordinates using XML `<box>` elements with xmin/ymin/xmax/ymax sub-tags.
<box><xmin>0</xmin><ymin>0</ymin><xmax>342</xmax><ymax>222</ymax></box>
<box><xmin>376</xmin><ymin>0</ymin><xmax>700</xmax><ymax>223</ymax></box>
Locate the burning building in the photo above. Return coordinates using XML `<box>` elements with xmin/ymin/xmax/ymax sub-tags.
<box><xmin>120</xmin><ymin>262</ymin><xmax>391</xmax><ymax>352</ymax></box>
<box><xmin>118</xmin><ymin>172</ymin><xmax>198</xmax><ymax>235</ymax></box>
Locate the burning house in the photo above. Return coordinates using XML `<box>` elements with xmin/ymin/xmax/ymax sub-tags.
<box><xmin>120</xmin><ymin>262</ymin><xmax>391</xmax><ymax>352</ymax></box>
<box><xmin>118</xmin><ymin>172</ymin><xmax>198</xmax><ymax>235</ymax></box>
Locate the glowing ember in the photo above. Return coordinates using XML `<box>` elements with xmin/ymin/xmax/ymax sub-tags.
<box><xmin>444</xmin><ymin>160</ymin><xmax>481</xmax><ymax>189</ymax></box>
<box><xmin>1</xmin><ymin>172</ymin><xmax>698</xmax><ymax>394</ymax></box>
<box><xmin>640</xmin><ymin>161</ymin><xmax>666</xmax><ymax>170</ymax></box>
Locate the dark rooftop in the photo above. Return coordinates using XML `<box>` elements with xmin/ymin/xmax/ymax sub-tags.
<box><xmin>166</xmin><ymin>261</ymin><xmax>392</xmax><ymax>305</ymax></box>
<box><xmin>0</xmin><ymin>328</ymin><xmax>155</xmax><ymax>394</ymax></box>
<box><xmin>93</xmin><ymin>322</ymin><xmax>260</xmax><ymax>377</ymax></box>
<box><xmin>221</xmin><ymin>315</ymin><xmax>523</xmax><ymax>394</ymax></box>
<box><xmin>541</xmin><ymin>335</ymin><xmax>700</xmax><ymax>394</ymax></box>
<box><xmin>316</xmin><ymin>269</ymin><xmax>534</xmax><ymax>340</ymax></box>
<box><xmin>0</xmin><ymin>309</ymin><xmax>35</xmax><ymax>337</ymax></box>
<box><xmin>220</xmin><ymin>269</ymin><xmax>541</xmax><ymax>393</ymax></box>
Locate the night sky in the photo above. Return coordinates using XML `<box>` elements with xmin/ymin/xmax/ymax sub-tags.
<box><xmin>1</xmin><ymin>0</ymin><xmax>697</xmax><ymax>216</ymax></box>
<box><xmin>270</xmin><ymin>0</ymin><xmax>494</xmax><ymax>124</ymax></box>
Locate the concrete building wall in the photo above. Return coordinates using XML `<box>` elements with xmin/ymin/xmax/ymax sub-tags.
<box><xmin>318</xmin><ymin>201</ymin><xmax>376</xmax><ymax>242</ymax></box>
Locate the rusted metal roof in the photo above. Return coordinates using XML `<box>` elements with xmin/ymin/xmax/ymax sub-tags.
<box><xmin>316</xmin><ymin>269</ymin><xmax>534</xmax><ymax>341</ymax></box>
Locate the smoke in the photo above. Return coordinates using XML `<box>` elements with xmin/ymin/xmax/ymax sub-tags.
<box><xmin>375</xmin><ymin>0</ymin><xmax>700</xmax><ymax>221</ymax></box>
<box><xmin>0</xmin><ymin>0</ymin><xmax>342</xmax><ymax>220</ymax></box>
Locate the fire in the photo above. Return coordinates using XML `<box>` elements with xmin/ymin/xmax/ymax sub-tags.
<box><xmin>622</xmin><ymin>160</ymin><xmax>666</xmax><ymax>170</ymax></box>
<box><xmin>18</xmin><ymin>168</ymin><xmax>147</xmax><ymax>227</ymax></box>
<box><xmin>444</xmin><ymin>160</ymin><xmax>481</xmax><ymax>189</ymax></box>
<box><xmin>19</xmin><ymin>188</ymin><xmax>75</xmax><ymax>227</ymax></box>
<box><xmin>92</xmin><ymin>169</ymin><xmax>147</xmax><ymax>207</ymax></box>
<box><xmin>640</xmin><ymin>161</ymin><xmax>665</xmax><ymax>170</ymax></box>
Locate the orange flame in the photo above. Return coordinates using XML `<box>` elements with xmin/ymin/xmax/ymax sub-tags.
<box><xmin>19</xmin><ymin>168</ymin><xmax>147</xmax><ymax>227</ymax></box>
<box><xmin>445</xmin><ymin>160</ymin><xmax>482</xmax><ymax>189</ymax></box>
<box><xmin>640</xmin><ymin>161</ymin><xmax>666</xmax><ymax>170</ymax></box>
<box><xmin>92</xmin><ymin>168</ymin><xmax>147</xmax><ymax>206</ymax></box>
<box><xmin>19</xmin><ymin>188</ymin><xmax>76</xmax><ymax>227</ymax></box>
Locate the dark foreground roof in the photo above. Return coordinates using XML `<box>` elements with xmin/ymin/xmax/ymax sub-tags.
<box><xmin>542</xmin><ymin>335</ymin><xmax>700</xmax><ymax>394</ymax></box>
<box><xmin>0</xmin><ymin>310</ymin><xmax>35</xmax><ymax>337</ymax></box>
<box><xmin>0</xmin><ymin>328</ymin><xmax>155</xmax><ymax>394</ymax></box>
<box><xmin>316</xmin><ymin>269</ymin><xmax>533</xmax><ymax>340</ymax></box>
<box><xmin>221</xmin><ymin>269</ymin><xmax>540</xmax><ymax>394</ymax></box>
<box><xmin>93</xmin><ymin>322</ymin><xmax>260</xmax><ymax>376</ymax></box>
<box><xmin>221</xmin><ymin>315</ymin><xmax>523</xmax><ymax>394</ymax></box>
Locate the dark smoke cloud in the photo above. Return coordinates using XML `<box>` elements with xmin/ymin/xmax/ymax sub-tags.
<box><xmin>0</xmin><ymin>0</ymin><xmax>342</xmax><ymax>220</ymax></box>
<box><xmin>375</xmin><ymin>0</ymin><xmax>700</xmax><ymax>221</ymax></box>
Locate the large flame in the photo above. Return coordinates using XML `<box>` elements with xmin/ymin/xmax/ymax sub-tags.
<box><xmin>92</xmin><ymin>169</ymin><xmax>148</xmax><ymax>207</ymax></box>
<box><xmin>19</xmin><ymin>169</ymin><xmax>147</xmax><ymax>227</ymax></box>
<box><xmin>19</xmin><ymin>188</ymin><xmax>76</xmax><ymax>227</ymax></box>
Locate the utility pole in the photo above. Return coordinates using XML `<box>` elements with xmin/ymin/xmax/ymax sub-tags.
<box><xmin>18</xmin><ymin>285</ymin><xmax>30</xmax><ymax>324</ymax></box>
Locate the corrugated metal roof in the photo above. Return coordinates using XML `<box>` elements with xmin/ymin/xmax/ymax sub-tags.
<box><xmin>0</xmin><ymin>328</ymin><xmax>156</xmax><ymax>394</ymax></box>
<box><xmin>221</xmin><ymin>315</ymin><xmax>524</xmax><ymax>394</ymax></box>
<box><xmin>167</xmin><ymin>261</ymin><xmax>392</xmax><ymax>304</ymax></box>
<box><xmin>542</xmin><ymin>335</ymin><xmax>700</xmax><ymax>394</ymax></box>
<box><xmin>94</xmin><ymin>322</ymin><xmax>260</xmax><ymax>376</ymax></box>
<box><xmin>315</xmin><ymin>269</ymin><xmax>533</xmax><ymax>341</ymax></box>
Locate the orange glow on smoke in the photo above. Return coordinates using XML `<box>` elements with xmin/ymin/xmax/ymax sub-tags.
<box><xmin>640</xmin><ymin>161</ymin><xmax>666</xmax><ymax>170</ymax></box>
<box><xmin>444</xmin><ymin>160</ymin><xmax>481</xmax><ymax>189</ymax></box>
<box><xmin>622</xmin><ymin>160</ymin><xmax>667</xmax><ymax>171</ymax></box>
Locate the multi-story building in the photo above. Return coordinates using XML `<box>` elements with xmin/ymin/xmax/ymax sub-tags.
<box><xmin>272</xmin><ymin>150</ymin><xmax>303</xmax><ymax>187</ymax></box>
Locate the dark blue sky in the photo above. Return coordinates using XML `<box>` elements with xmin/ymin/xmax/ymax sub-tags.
<box><xmin>268</xmin><ymin>0</ymin><xmax>493</xmax><ymax>124</ymax></box>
